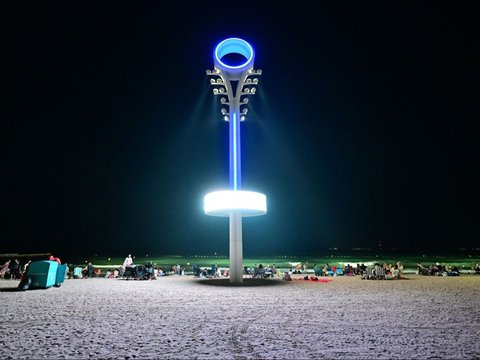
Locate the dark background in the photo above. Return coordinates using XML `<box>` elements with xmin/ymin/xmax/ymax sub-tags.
<box><xmin>1</xmin><ymin>1</ymin><xmax>479</xmax><ymax>257</ymax></box>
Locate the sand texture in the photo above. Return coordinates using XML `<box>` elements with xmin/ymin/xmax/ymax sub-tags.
<box><xmin>0</xmin><ymin>275</ymin><xmax>479</xmax><ymax>359</ymax></box>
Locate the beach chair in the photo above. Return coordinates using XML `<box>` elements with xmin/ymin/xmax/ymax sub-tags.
<box><xmin>363</xmin><ymin>267</ymin><xmax>373</xmax><ymax>280</ymax></box>
<box><xmin>374</xmin><ymin>265</ymin><xmax>386</xmax><ymax>280</ymax></box>
<box><xmin>73</xmin><ymin>267</ymin><xmax>83</xmax><ymax>279</ymax></box>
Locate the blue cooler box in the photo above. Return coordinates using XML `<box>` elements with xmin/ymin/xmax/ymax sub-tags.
<box><xmin>28</xmin><ymin>260</ymin><xmax>59</xmax><ymax>288</ymax></box>
<box><xmin>56</xmin><ymin>264</ymin><xmax>67</xmax><ymax>286</ymax></box>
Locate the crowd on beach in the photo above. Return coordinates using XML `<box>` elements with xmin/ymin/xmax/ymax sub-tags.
<box><xmin>2</xmin><ymin>254</ymin><xmax>480</xmax><ymax>282</ymax></box>
<box><xmin>416</xmin><ymin>262</ymin><xmax>466</xmax><ymax>276</ymax></box>
<box><xmin>66</xmin><ymin>257</ymin><xmax>480</xmax><ymax>281</ymax></box>
<box><xmin>0</xmin><ymin>256</ymin><xmax>61</xmax><ymax>280</ymax></box>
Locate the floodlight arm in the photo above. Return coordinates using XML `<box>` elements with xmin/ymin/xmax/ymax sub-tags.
<box><xmin>208</xmin><ymin>67</ymin><xmax>261</xmax><ymax>122</ymax></box>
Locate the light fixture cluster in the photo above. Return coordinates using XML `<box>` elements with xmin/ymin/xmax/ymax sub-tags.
<box><xmin>206</xmin><ymin>67</ymin><xmax>262</xmax><ymax>122</ymax></box>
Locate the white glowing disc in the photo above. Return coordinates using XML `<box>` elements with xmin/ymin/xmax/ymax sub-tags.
<box><xmin>204</xmin><ymin>190</ymin><xmax>267</xmax><ymax>217</ymax></box>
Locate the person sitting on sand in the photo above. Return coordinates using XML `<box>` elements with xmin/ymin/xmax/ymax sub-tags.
<box><xmin>322</xmin><ymin>264</ymin><xmax>329</xmax><ymax>276</ymax></box>
<box><xmin>475</xmin><ymin>263</ymin><xmax>480</xmax><ymax>275</ymax></box>
<box><xmin>330</xmin><ymin>265</ymin><xmax>337</xmax><ymax>276</ymax></box>
<box><xmin>391</xmin><ymin>265</ymin><xmax>401</xmax><ymax>279</ymax></box>
<box><xmin>283</xmin><ymin>271</ymin><xmax>293</xmax><ymax>281</ymax></box>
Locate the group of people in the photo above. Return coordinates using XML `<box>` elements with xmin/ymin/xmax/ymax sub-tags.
<box><xmin>417</xmin><ymin>262</ymin><xmax>462</xmax><ymax>276</ymax></box>
<box><xmin>0</xmin><ymin>259</ymin><xmax>24</xmax><ymax>280</ymax></box>
<box><xmin>7</xmin><ymin>254</ymin><xmax>478</xmax><ymax>282</ymax></box>
<box><xmin>0</xmin><ymin>255</ymin><xmax>62</xmax><ymax>280</ymax></box>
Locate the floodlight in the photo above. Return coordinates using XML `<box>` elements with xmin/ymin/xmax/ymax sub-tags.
<box><xmin>223</xmin><ymin>115</ymin><xmax>229</xmax><ymax>121</ymax></box>
<box><xmin>210</xmin><ymin>79</ymin><xmax>216</xmax><ymax>84</ymax></box>
<box><xmin>204</xmin><ymin>190</ymin><xmax>266</xmax><ymax>217</ymax></box>
<box><xmin>221</xmin><ymin>108</ymin><xmax>227</xmax><ymax>115</ymax></box>
<box><xmin>252</xmin><ymin>78</ymin><xmax>259</xmax><ymax>84</ymax></box>
<box><xmin>244</xmin><ymin>88</ymin><xmax>250</xmax><ymax>93</ymax></box>
<box><xmin>251</xmin><ymin>88</ymin><xmax>256</xmax><ymax>94</ymax></box>
<box><xmin>242</xmin><ymin>108</ymin><xmax>248</xmax><ymax>115</ymax></box>
<box><xmin>220</xmin><ymin>97</ymin><xmax>227</xmax><ymax>104</ymax></box>
<box><xmin>240</xmin><ymin>115</ymin><xmax>246</xmax><ymax>121</ymax></box>
<box><xmin>219</xmin><ymin>87</ymin><xmax>225</xmax><ymax>93</ymax></box>
<box><xmin>213</xmin><ymin>88</ymin><xmax>219</xmax><ymax>95</ymax></box>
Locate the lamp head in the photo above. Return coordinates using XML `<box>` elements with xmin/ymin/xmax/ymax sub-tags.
<box><xmin>213</xmin><ymin>38</ymin><xmax>255</xmax><ymax>81</ymax></box>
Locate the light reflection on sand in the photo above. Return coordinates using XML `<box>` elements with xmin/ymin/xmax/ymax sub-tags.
<box><xmin>0</xmin><ymin>275</ymin><xmax>479</xmax><ymax>359</ymax></box>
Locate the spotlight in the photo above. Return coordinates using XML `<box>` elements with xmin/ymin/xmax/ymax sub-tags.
<box><xmin>221</xmin><ymin>108</ymin><xmax>227</xmax><ymax>115</ymax></box>
<box><xmin>219</xmin><ymin>87</ymin><xmax>225</xmax><ymax>93</ymax></box>
<box><xmin>242</xmin><ymin>98</ymin><xmax>249</xmax><ymax>104</ymax></box>
<box><xmin>257</xmin><ymin>69</ymin><xmax>262</xmax><ymax>75</ymax></box>
<box><xmin>242</xmin><ymin>108</ymin><xmax>248</xmax><ymax>115</ymax></box>
<box><xmin>213</xmin><ymin>88</ymin><xmax>219</xmax><ymax>95</ymax></box>
<box><xmin>217</xmin><ymin>79</ymin><xmax>222</xmax><ymax>83</ymax></box>
<box><xmin>240</xmin><ymin>115</ymin><xmax>246</xmax><ymax>121</ymax></box>
<box><xmin>220</xmin><ymin>97</ymin><xmax>227</xmax><ymax>104</ymax></box>
<box><xmin>244</xmin><ymin>88</ymin><xmax>250</xmax><ymax>93</ymax></box>
<box><xmin>206</xmin><ymin>69</ymin><xmax>212</xmax><ymax>75</ymax></box>
<box><xmin>253</xmin><ymin>78</ymin><xmax>259</xmax><ymax>84</ymax></box>
<box><xmin>210</xmin><ymin>79</ymin><xmax>216</xmax><ymax>84</ymax></box>
<box><xmin>251</xmin><ymin>87</ymin><xmax>256</xmax><ymax>94</ymax></box>
<box><xmin>223</xmin><ymin>115</ymin><xmax>229</xmax><ymax>121</ymax></box>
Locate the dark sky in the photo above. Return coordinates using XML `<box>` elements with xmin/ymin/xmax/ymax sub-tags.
<box><xmin>1</xmin><ymin>1</ymin><xmax>479</xmax><ymax>257</ymax></box>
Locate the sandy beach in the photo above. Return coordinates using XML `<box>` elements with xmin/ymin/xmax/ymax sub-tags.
<box><xmin>1</xmin><ymin>275</ymin><xmax>479</xmax><ymax>359</ymax></box>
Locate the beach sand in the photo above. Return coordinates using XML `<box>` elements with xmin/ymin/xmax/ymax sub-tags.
<box><xmin>0</xmin><ymin>275</ymin><xmax>479</xmax><ymax>359</ymax></box>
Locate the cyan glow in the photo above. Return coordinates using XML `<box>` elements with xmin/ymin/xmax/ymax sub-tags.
<box><xmin>204</xmin><ymin>190</ymin><xmax>267</xmax><ymax>217</ymax></box>
<box><xmin>214</xmin><ymin>38</ymin><xmax>254</xmax><ymax>71</ymax></box>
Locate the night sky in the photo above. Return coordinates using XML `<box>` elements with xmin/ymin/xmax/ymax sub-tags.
<box><xmin>2</xmin><ymin>1</ymin><xmax>479</xmax><ymax>257</ymax></box>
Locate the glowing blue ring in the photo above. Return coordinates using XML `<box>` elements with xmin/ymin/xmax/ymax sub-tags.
<box><xmin>214</xmin><ymin>38</ymin><xmax>254</xmax><ymax>71</ymax></box>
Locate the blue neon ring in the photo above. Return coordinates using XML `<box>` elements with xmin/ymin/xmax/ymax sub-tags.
<box><xmin>214</xmin><ymin>38</ymin><xmax>254</xmax><ymax>71</ymax></box>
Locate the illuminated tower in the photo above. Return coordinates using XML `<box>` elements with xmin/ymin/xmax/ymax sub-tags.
<box><xmin>204</xmin><ymin>38</ymin><xmax>267</xmax><ymax>283</ymax></box>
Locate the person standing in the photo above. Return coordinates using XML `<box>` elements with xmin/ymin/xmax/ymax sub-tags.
<box><xmin>10</xmin><ymin>259</ymin><xmax>20</xmax><ymax>280</ymax></box>
<box><xmin>123</xmin><ymin>254</ymin><xmax>133</xmax><ymax>268</ymax></box>
<box><xmin>22</xmin><ymin>260</ymin><xmax>31</xmax><ymax>275</ymax></box>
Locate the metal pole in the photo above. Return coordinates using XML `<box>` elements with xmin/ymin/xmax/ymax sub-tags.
<box><xmin>229</xmin><ymin>108</ymin><xmax>243</xmax><ymax>282</ymax></box>
<box><xmin>229</xmin><ymin>212</ymin><xmax>243</xmax><ymax>283</ymax></box>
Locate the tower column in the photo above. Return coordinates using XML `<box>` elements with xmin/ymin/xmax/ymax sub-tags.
<box><xmin>204</xmin><ymin>38</ymin><xmax>266</xmax><ymax>284</ymax></box>
<box><xmin>229</xmin><ymin>212</ymin><xmax>243</xmax><ymax>283</ymax></box>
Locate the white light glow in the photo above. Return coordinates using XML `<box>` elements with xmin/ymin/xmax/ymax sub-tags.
<box><xmin>204</xmin><ymin>190</ymin><xmax>267</xmax><ymax>217</ymax></box>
